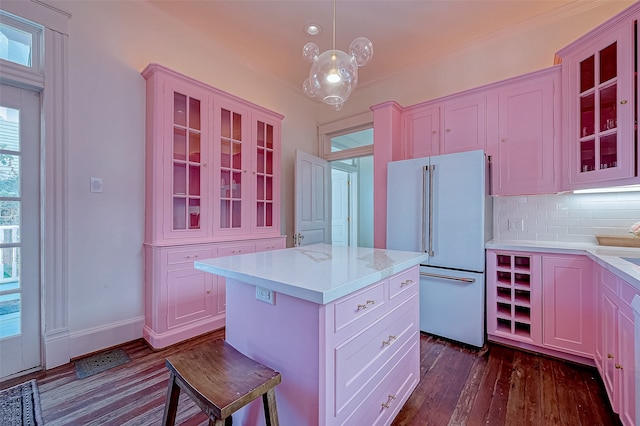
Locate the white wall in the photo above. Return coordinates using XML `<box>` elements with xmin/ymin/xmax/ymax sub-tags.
<box><xmin>17</xmin><ymin>0</ymin><xmax>637</xmax><ymax>357</ymax></box>
<box><xmin>494</xmin><ymin>192</ymin><xmax>640</xmax><ymax>243</ymax></box>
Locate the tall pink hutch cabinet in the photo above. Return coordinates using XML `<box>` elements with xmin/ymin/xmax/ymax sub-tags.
<box><xmin>142</xmin><ymin>64</ymin><xmax>285</xmax><ymax>349</ymax></box>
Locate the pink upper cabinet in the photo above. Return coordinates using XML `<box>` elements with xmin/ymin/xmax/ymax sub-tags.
<box><xmin>142</xmin><ymin>64</ymin><xmax>283</xmax><ymax>245</ymax></box>
<box><xmin>556</xmin><ymin>7</ymin><xmax>639</xmax><ymax>190</ymax></box>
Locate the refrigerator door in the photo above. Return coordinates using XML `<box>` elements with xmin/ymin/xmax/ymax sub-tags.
<box><xmin>386</xmin><ymin>157</ymin><xmax>430</xmax><ymax>253</ymax></box>
<box><xmin>419</xmin><ymin>266</ymin><xmax>485</xmax><ymax>347</ymax></box>
<box><xmin>429</xmin><ymin>150</ymin><xmax>486</xmax><ymax>272</ymax></box>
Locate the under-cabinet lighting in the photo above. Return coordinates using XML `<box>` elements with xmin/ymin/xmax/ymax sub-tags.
<box><xmin>573</xmin><ymin>184</ymin><xmax>640</xmax><ymax>194</ymax></box>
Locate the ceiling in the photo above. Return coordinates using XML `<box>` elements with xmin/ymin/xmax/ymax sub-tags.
<box><xmin>147</xmin><ymin>0</ymin><xmax>584</xmax><ymax>91</ymax></box>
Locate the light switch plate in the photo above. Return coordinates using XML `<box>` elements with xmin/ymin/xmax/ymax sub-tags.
<box><xmin>90</xmin><ymin>177</ymin><xmax>103</xmax><ymax>193</ymax></box>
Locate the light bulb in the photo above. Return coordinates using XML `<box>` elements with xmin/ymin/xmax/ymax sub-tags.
<box><xmin>326</xmin><ymin>71</ymin><xmax>341</xmax><ymax>83</ymax></box>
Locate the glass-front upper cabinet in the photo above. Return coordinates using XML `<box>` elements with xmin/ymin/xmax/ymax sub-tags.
<box><xmin>559</xmin><ymin>21</ymin><xmax>635</xmax><ymax>189</ymax></box>
<box><xmin>253</xmin><ymin>115</ymin><xmax>279</xmax><ymax>233</ymax></box>
<box><xmin>172</xmin><ymin>91</ymin><xmax>202</xmax><ymax>231</ymax></box>
<box><xmin>215</xmin><ymin>99</ymin><xmax>250</xmax><ymax>235</ymax></box>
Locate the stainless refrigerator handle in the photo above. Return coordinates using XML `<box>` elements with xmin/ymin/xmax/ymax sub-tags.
<box><xmin>428</xmin><ymin>164</ymin><xmax>435</xmax><ymax>257</ymax></box>
<box><xmin>421</xmin><ymin>166</ymin><xmax>428</xmax><ymax>253</ymax></box>
<box><xmin>420</xmin><ymin>272</ymin><xmax>476</xmax><ymax>283</ymax></box>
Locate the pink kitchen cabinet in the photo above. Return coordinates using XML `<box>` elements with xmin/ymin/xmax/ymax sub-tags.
<box><xmin>596</xmin><ymin>264</ymin><xmax>638</xmax><ymax>426</ymax></box>
<box><xmin>224</xmin><ymin>265</ymin><xmax>420</xmax><ymax>425</ymax></box>
<box><xmin>556</xmin><ymin>6</ymin><xmax>640</xmax><ymax>190</ymax></box>
<box><xmin>142</xmin><ymin>64</ymin><xmax>284</xmax><ymax>348</ymax></box>
<box><xmin>488</xmin><ymin>250</ymin><xmax>598</xmax><ymax>366</ymax></box>
<box><xmin>541</xmin><ymin>255</ymin><xmax>594</xmax><ymax>358</ymax></box>
<box><xmin>402</xmin><ymin>104</ymin><xmax>440</xmax><ymax>159</ymax></box>
<box><xmin>489</xmin><ymin>66</ymin><xmax>561</xmax><ymax>196</ymax></box>
<box><xmin>441</xmin><ymin>93</ymin><xmax>487</xmax><ymax>154</ymax></box>
<box><xmin>486</xmin><ymin>251</ymin><xmax>542</xmax><ymax>346</ymax></box>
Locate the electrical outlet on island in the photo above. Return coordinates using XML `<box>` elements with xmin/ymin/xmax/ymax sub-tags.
<box><xmin>256</xmin><ymin>286</ymin><xmax>275</xmax><ymax>305</ymax></box>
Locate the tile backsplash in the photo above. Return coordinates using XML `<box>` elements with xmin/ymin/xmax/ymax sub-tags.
<box><xmin>493</xmin><ymin>192</ymin><xmax>640</xmax><ymax>243</ymax></box>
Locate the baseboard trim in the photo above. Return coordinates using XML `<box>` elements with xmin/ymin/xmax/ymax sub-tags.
<box><xmin>69</xmin><ymin>316</ymin><xmax>145</xmax><ymax>359</ymax></box>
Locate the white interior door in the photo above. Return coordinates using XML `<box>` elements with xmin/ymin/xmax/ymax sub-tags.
<box><xmin>331</xmin><ymin>168</ymin><xmax>349</xmax><ymax>246</ymax></box>
<box><xmin>294</xmin><ymin>150</ymin><xmax>329</xmax><ymax>246</ymax></box>
<box><xmin>0</xmin><ymin>83</ymin><xmax>41</xmax><ymax>378</ymax></box>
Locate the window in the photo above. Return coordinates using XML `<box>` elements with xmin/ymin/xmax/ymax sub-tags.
<box><xmin>0</xmin><ymin>13</ymin><xmax>42</xmax><ymax>71</ymax></box>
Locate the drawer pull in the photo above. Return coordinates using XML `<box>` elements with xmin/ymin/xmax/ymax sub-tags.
<box><xmin>400</xmin><ymin>279</ymin><xmax>414</xmax><ymax>287</ymax></box>
<box><xmin>615</xmin><ymin>363</ymin><xmax>623</xmax><ymax>370</ymax></box>
<box><xmin>184</xmin><ymin>255</ymin><xmax>199</xmax><ymax>260</ymax></box>
<box><xmin>356</xmin><ymin>300</ymin><xmax>376</xmax><ymax>311</ymax></box>
<box><xmin>382</xmin><ymin>335</ymin><xmax>397</xmax><ymax>346</ymax></box>
<box><xmin>381</xmin><ymin>394</ymin><xmax>396</xmax><ymax>409</ymax></box>
<box><xmin>607</xmin><ymin>353</ymin><xmax>614</xmax><ymax>359</ymax></box>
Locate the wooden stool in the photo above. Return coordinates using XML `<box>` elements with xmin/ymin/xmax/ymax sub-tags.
<box><xmin>162</xmin><ymin>339</ymin><xmax>281</xmax><ymax>426</ymax></box>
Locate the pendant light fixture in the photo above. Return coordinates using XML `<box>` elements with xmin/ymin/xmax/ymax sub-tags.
<box><xmin>302</xmin><ymin>0</ymin><xmax>373</xmax><ymax>111</ymax></box>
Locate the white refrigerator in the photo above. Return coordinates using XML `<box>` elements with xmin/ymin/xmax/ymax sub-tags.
<box><xmin>386</xmin><ymin>149</ymin><xmax>491</xmax><ymax>347</ymax></box>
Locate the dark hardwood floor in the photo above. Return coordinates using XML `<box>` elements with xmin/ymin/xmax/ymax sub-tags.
<box><xmin>1</xmin><ymin>330</ymin><xmax>619</xmax><ymax>425</ymax></box>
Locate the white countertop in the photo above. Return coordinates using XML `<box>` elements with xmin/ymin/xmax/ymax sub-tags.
<box><xmin>486</xmin><ymin>239</ymin><xmax>640</xmax><ymax>290</ymax></box>
<box><xmin>194</xmin><ymin>243</ymin><xmax>429</xmax><ymax>304</ymax></box>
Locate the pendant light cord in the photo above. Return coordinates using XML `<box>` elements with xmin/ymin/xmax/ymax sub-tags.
<box><xmin>332</xmin><ymin>0</ymin><xmax>336</xmax><ymax>50</ymax></box>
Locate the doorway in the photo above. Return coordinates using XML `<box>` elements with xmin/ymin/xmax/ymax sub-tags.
<box><xmin>328</xmin><ymin>126</ymin><xmax>374</xmax><ymax>248</ymax></box>
<box><xmin>0</xmin><ymin>83</ymin><xmax>42</xmax><ymax>378</ymax></box>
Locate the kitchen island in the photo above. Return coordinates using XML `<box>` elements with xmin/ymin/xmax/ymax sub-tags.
<box><xmin>195</xmin><ymin>243</ymin><xmax>428</xmax><ymax>426</ymax></box>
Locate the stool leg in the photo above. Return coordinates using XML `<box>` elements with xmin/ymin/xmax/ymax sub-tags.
<box><xmin>262</xmin><ymin>389</ymin><xmax>279</xmax><ymax>426</ymax></box>
<box><xmin>162</xmin><ymin>372</ymin><xmax>181</xmax><ymax>426</ymax></box>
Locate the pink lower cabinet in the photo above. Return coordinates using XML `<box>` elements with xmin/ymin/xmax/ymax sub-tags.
<box><xmin>224</xmin><ymin>266</ymin><xmax>420</xmax><ymax>426</ymax></box>
<box><xmin>486</xmin><ymin>251</ymin><xmax>542</xmax><ymax>345</ymax></box>
<box><xmin>487</xmin><ymin>250</ymin><xmax>595</xmax><ymax>364</ymax></box>
<box><xmin>143</xmin><ymin>237</ymin><xmax>285</xmax><ymax>349</ymax></box>
<box><xmin>542</xmin><ymin>255</ymin><xmax>594</xmax><ymax>357</ymax></box>
<box><xmin>596</xmin><ymin>264</ymin><xmax>638</xmax><ymax>426</ymax></box>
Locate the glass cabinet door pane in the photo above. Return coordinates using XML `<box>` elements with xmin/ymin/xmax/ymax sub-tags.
<box><xmin>232</xmin><ymin>142</ymin><xmax>242</xmax><ymax>169</ymax></box>
<box><xmin>189</xmin><ymin>165</ymin><xmax>200</xmax><ymax>196</ymax></box>
<box><xmin>599</xmin><ymin>42</ymin><xmax>617</xmax><ymax>83</ymax></box>
<box><xmin>174</xmin><ymin>164</ymin><xmax>186</xmax><ymax>194</ymax></box>
<box><xmin>600</xmin><ymin>134</ymin><xmax>617</xmax><ymax>169</ymax></box>
<box><xmin>221</xmin><ymin>109</ymin><xmax>231</xmax><ymax>138</ymax></box>
<box><xmin>600</xmin><ymin>84</ymin><xmax>617</xmax><ymax>131</ymax></box>
<box><xmin>580</xmin><ymin>139</ymin><xmax>595</xmax><ymax>172</ymax></box>
<box><xmin>233</xmin><ymin>112</ymin><xmax>242</xmax><ymax>140</ymax></box>
<box><xmin>232</xmin><ymin>172</ymin><xmax>242</xmax><ymax>198</ymax></box>
<box><xmin>580</xmin><ymin>94</ymin><xmax>595</xmax><ymax>137</ymax></box>
<box><xmin>189</xmin><ymin>98</ymin><xmax>201</xmax><ymax>130</ymax></box>
<box><xmin>266</xmin><ymin>124</ymin><xmax>273</xmax><ymax>149</ymax></box>
<box><xmin>579</xmin><ymin>55</ymin><xmax>595</xmax><ymax>93</ymax></box>
<box><xmin>188</xmin><ymin>199</ymin><xmax>200</xmax><ymax>229</ymax></box>
<box><xmin>174</xmin><ymin>129</ymin><xmax>186</xmax><ymax>161</ymax></box>
<box><xmin>189</xmin><ymin>132</ymin><xmax>200</xmax><ymax>162</ymax></box>
<box><xmin>221</xmin><ymin>139</ymin><xmax>231</xmax><ymax>168</ymax></box>
<box><xmin>174</xmin><ymin>93</ymin><xmax>187</xmax><ymax>127</ymax></box>
<box><xmin>256</xmin><ymin>121</ymin><xmax>265</xmax><ymax>147</ymax></box>
<box><xmin>220</xmin><ymin>200</ymin><xmax>230</xmax><ymax>228</ymax></box>
<box><xmin>266</xmin><ymin>151</ymin><xmax>273</xmax><ymax>175</ymax></box>
<box><xmin>173</xmin><ymin>198</ymin><xmax>186</xmax><ymax>229</ymax></box>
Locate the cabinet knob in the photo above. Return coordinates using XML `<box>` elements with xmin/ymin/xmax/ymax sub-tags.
<box><xmin>501</xmin><ymin>138</ymin><xmax>508</xmax><ymax>142</ymax></box>
<box><xmin>607</xmin><ymin>353</ymin><xmax>614</xmax><ymax>359</ymax></box>
<box><xmin>206</xmin><ymin>290</ymin><xmax>211</xmax><ymax>294</ymax></box>
<box><xmin>400</xmin><ymin>279</ymin><xmax>414</xmax><ymax>287</ymax></box>
<box><xmin>621</xmin><ymin>100</ymin><xmax>628</xmax><ymax>104</ymax></box>
<box><xmin>432</xmin><ymin>130</ymin><xmax>437</xmax><ymax>134</ymax></box>
<box><xmin>615</xmin><ymin>363</ymin><xmax>623</xmax><ymax>370</ymax></box>
<box><xmin>446</xmin><ymin>128</ymin><xmax>451</xmax><ymax>132</ymax></box>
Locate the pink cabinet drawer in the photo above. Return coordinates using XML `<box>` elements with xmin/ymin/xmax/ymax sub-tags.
<box><xmin>333</xmin><ymin>281</ymin><xmax>386</xmax><ymax>333</ymax></box>
<box><xmin>339</xmin><ymin>339</ymin><xmax>420</xmax><ymax>426</ymax></box>
<box><xmin>600</xmin><ymin>267</ymin><xmax>620</xmax><ymax>295</ymax></box>
<box><xmin>334</xmin><ymin>295</ymin><xmax>418</xmax><ymax>415</ymax></box>
<box><xmin>618</xmin><ymin>280</ymin><xmax>640</xmax><ymax>317</ymax></box>
<box><xmin>389</xmin><ymin>266</ymin><xmax>419</xmax><ymax>302</ymax></box>
<box><xmin>217</xmin><ymin>243</ymin><xmax>256</xmax><ymax>257</ymax></box>
<box><xmin>255</xmin><ymin>239</ymin><xmax>285</xmax><ymax>252</ymax></box>
<box><xmin>166</xmin><ymin>248</ymin><xmax>212</xmax><ymax>265</ymax></box>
